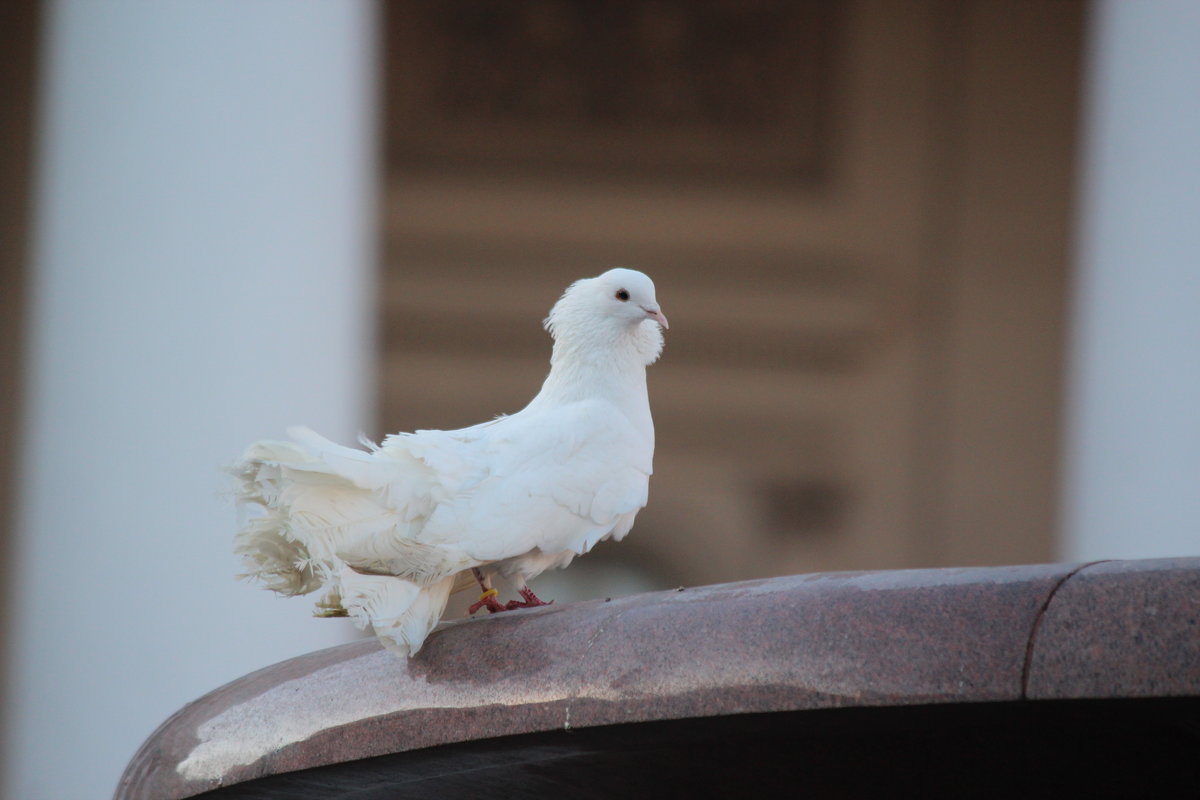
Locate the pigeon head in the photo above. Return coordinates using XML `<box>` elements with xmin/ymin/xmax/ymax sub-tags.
<box><xmin>544</xmin><ymin>268</ymin><xmax>668</xmax><ymax>366</ymax></box>
<box><xmin>595</xmin><ymin>268</ymin><xmax>670</xmax><ymax>331</ymax></box>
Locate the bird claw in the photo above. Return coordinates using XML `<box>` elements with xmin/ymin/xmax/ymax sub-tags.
<box><xmin>505</xmin><ymin>587</ymin><xmax>553</xmax><ymax>610</ymax></box>
<box><xmin>468</xmin><ymin>588</ymin><xmax>507</xmax><ymax>615</ymax></box>
<box><xmin>468</xmin><ymin>585</ymin><xmax>552</xmax><ymax>614</ymax></box>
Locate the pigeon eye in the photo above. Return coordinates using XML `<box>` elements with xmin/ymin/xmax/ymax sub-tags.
<box><xmin>615</xmin><ymin>289</ymin><xmax>630</xmax><ymax>302</ymax></box>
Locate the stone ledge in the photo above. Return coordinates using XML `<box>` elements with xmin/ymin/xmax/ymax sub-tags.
<box><xmin>114</xmin><ymin>557</ymin><xmax>1200</xmax><ymax>800</ymax></box>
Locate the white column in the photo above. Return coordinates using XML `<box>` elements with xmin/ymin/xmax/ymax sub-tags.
<box><xmin>3</xmin><ymin>2</ymin><xmax>378</xmax><ymax>797</ymax></box>
<box><xmin>1062</xmin><ymin>0</ymin><xmax>1200</xmax><ymax>560</ymax></box>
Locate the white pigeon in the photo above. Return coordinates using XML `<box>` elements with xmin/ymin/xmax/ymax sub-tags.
<box><xmin>232</xmin><ymin>268</ymin><xmax>668</xmax><ymax>656</ymax></box>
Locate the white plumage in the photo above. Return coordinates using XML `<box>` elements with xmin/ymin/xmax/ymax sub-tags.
<box><xmin>233</xmin><ymin>268</ymin><xmax>668</xmax><ymax>656</ymax></box>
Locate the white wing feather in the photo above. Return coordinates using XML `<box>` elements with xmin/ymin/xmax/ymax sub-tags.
<box><xmin>418</xmin><ymin>400</ymin><xmax>651</xmax><ymax>560</ymax></box>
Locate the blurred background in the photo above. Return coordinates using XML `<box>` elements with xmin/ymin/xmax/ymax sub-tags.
<box><xmin>2</xmin><ymin>1</ymin><xmax>1198</xmax><ymax>797</ymax></box>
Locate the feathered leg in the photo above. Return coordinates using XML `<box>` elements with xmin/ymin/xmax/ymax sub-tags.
<box><xmin>467</xmin><ymin>567</ymin><xmax>507</xmax><ymax>614</ymax></box>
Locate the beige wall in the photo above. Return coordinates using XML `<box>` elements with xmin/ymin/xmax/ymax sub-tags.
<box><xmin>379</xmin><ymin>0</ymin><xmax>1083</xmax><ymax>588</ymax></box>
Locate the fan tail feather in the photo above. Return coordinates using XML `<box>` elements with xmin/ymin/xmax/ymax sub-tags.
<box><xmin>339</xmin><ymin>568</ymin><xmax>454</xmax><ymax>656</ymax></box>
<box><xmin>337</xmin><ymin>532</ymin><xmax>478</xmax><ymax>581</ymax></box>
<box><xmin>231</xmin><ymin>435</ymin><xmax>412</xmax><ymax>597</ymax></box>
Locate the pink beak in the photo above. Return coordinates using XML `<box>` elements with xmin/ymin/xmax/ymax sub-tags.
<box><xmin>642</xmin><ymin>305</ymin><xmax>669</xmax><ymax>330</ymax></box>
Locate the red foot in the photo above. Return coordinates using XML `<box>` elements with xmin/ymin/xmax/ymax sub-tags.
<box><xmin>468</xmin><ymin>590</ymin><xmax>507</xmax><ymax>615</ymax></box>
<box><xmin>505</xmin><ymin>587</ymin><xmax>554</xmax><ymax>610</ymax></box>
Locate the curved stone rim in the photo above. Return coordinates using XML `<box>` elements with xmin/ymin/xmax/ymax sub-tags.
<box><xmin>113</xmin><ymin>558</ymin><xmax>1200</xmax><ymax>800</ymax></box>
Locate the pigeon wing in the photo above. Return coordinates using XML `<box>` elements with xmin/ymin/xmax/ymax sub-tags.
<box><xmin>417</xmin><ymin>399</ymin><xmax>653</xmax><ymax>561</ymax></box>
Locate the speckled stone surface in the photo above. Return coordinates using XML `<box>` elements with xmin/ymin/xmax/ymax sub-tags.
<box><xmin>1025</xmin><ymin>558</ymin><xmax>1200</xmax><ymax>699</ymax></box>
<box><xmin>113</xmin><ymin>559</ymin><xmax>1200</xmax><ymax>800</ymax></box>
